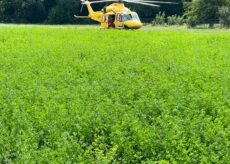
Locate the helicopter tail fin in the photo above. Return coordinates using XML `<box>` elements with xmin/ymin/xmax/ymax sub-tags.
<box><xmin>81</xmin><ymin>0</ymin><xmax>94</xmax><ymax>15</ymax></box>
<box><xmin>77</xmin><ymin>0</ymin><xmax>102</xmax><ymax>23</ymax></box>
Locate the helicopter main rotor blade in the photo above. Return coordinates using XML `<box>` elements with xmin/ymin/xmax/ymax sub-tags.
<box><xmin>124</xmin><ymin>0</ymin><xmax>160</xmax><ymax>7</ymax></box>
<box><xmin>87</xmin><ymin>0</ymin><xmax>118</xmax><ymax>4</ymax></box>
<box><xmin>130</xmin><ymin>0</ymin><xmax>178</xmax><ymax>4</ymax></box>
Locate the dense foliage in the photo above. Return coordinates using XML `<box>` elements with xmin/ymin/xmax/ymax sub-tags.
<box><xmin>185</xmin><ymin>0</ymin><xmax>230</xmax><ymax>28</ymax></box>
<box><xmin>219</xmin><ymin>5</ymin><xmax>230</xmax><ymax>28</ymax></box>
<box><xmin>0</xmin><ymin>26</ymin><xmax>229</xmax><ymax>163</ymax></box>
<box><xmin>47</xmin><ymin>0</ymin><xmax>80</xmax><ymax>24</ymax></box>
<box><xmin>0</xmin><ymin>0</ymin><xmax>183</xmax><ymax>24</ymax></box>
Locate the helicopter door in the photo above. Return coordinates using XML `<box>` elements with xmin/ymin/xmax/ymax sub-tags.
<box><xmin>115</xmin><ymin>14</ymin><xmax>124</xmax><ymax>29</ymax></box>
<box><xmin>101</xmin><ymin>15</ymin><xmax>108</xmax><ymax>29</ymax></box>
<box><xmin>108</xmin><ymin>15</ymin><xmax>115</xmax><ymax>28</ymax></box>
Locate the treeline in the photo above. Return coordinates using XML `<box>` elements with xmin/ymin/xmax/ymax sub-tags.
<box><xmin>0</xmin><ymin>0</ymin><xmax>230</xmax><ymax>27</ymax></box>
<box><xmin>0</xmin><ymin>0</ymin><xmax>182</xmax><ymax>24</ymax></box>
<box><xmin>0</xmin><ymin>0</ymin><xmax>81</xmax><ymax>24</ymax></box>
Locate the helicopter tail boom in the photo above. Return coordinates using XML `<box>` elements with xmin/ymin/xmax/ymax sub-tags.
<box><xmin>81</xmin><ymin>0</ymin><xmax>94</xmax><ymax>15</ymax></box>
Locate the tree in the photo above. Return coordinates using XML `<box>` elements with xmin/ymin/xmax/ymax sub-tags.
<box><xmin>185</xmin><ymin>0</ymin><xmax>228</xmax><ymax>28</ymax></box>
<box><xmin>219</xmin><ymin>0</ymin><xmax>230</xmax><ymax>28</ymax></box>
<box><xmin>47</xmin><ymin>0</ymin><xmax>80</xmax><ymax>24</ymax></box>
<box><xmin>22</xmin><ymin>0</ymin><xmax>46</xmax><ymax>23</ymax></box>
<box><xmin>43</xmin><ymin>0</ymin><xmax>56</xmax><ymax>11</ymax></box>
<box><xmin>0</xmin><ymin>0</ymin><xmax>46</xmax><ymax>23</ymax></box>
<box><xmin>0</xmin><ymin>0</ymin><xmax>24</xmax><ymax>22</ymax></box>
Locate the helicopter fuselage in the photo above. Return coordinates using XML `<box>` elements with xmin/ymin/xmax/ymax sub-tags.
<box><xmin>76</xmin><ymin>2</ymin><xmax>142</xmax><ymax>29</ymax></box>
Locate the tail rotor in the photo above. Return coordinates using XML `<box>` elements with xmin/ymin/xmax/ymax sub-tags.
<box><xmin>80</xmin><ymin>0</ymin><xmax>86</xmax><ymax>13</ymax></box>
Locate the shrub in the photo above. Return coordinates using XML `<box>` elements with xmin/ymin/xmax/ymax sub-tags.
<box><xmin>152</xmin><ymin>12</ymin><xmax>166</xmax><ymax>25</ymax></box>
<box><xmin>167</xmin><ymin>15</ymin><xmax>184</xmax><ymax>25</ymax></box>
<box><xmin>186</xmin><ymin>16</ymin><xmax>198</xmax><ymax>28</ymax></box>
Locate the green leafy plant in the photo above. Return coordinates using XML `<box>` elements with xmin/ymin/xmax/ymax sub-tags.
<box><xmin>152</xmin><ymin>12</ymin><xmax>166</xmax><ymax>25</ymax></box>
<box><xmin>167</xmin><ymin>15</ymin><xmax>184</xmax><ymax>25</ymax></box>
<box><xmin>0</xmin><ymin>26</ymin><xmax>229</xmax><ymax>163</ymax></box>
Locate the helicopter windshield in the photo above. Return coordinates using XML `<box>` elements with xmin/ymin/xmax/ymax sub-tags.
<box><xmin>122</xmin><ymin>12</ymin><xmax>140</xmax><ymax>22</ymax></box>
<box><xmin>131</xmin><ymin>12</ymin><xmax>140</xmax><ymax>21</ymax></box>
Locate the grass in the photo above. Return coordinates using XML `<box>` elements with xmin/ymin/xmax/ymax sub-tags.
<box><xmin>0</xmin><ymin>25</ymin><xmax>229</xmax><ymax>163</ymax></box>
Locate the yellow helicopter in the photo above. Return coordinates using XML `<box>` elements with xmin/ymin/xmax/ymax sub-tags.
<box><xmin>74</xmin><ymin>0</ymin><xmax>177</xmax><ymax>29</ymax></box>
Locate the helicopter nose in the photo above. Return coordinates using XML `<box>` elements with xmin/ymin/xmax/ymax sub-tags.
<box><xmin>125</xmin><ymin>20</ymin><xmax>142</xmax><ymax>29</ymax></box>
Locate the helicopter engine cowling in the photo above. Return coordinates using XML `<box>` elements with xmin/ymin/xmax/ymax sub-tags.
<box><xmin>105</xmin><ymin>3</ymin><xmax>130</xmax><ymax>13</ymax></box>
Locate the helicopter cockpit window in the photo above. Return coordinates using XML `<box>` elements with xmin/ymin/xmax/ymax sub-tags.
<box><xmin>122</xmin><ymin>14</ymin><xmax>132</xmax><ymax>22</ymax></box>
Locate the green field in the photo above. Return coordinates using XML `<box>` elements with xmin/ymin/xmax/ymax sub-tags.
<box><xmin>0</xmin><ymin>25</ymin><xmax>229</xmax><ymax>163</ymax></box>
